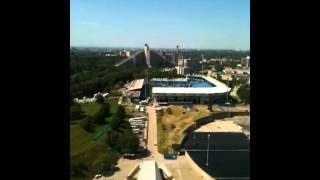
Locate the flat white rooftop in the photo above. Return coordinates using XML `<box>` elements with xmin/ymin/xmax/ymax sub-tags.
<box><xmin>137</xmin><ymin>160</ymin><xmax>163</xmax><ymax>180</ymax></box>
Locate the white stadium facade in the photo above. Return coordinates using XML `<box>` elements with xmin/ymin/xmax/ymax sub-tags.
<box><xmin>151</xmin><ymin>75</ymin><xmax>231</xmax><ymax>107</ymax></box>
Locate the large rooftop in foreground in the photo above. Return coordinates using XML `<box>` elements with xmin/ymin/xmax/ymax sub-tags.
<box><xmin>151</xmin><ymin>76</ymin><xmax>231</xmax><ymax>95</ymax></box>
<box><xmin>182</xmin><ymin>132</ymin><xmax>250</xmax><ymax>179</ymax></box>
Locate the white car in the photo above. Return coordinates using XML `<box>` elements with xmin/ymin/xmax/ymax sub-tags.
<box><xmin>94</xmin><ymin>174</ymin><xmax>102</xmax><ymax>179</ymax></box>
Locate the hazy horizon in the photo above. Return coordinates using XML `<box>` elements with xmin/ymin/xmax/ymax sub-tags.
<box><xmin>70</xmin><ymin>45</ymin><xmax>250</xmax><ymax>51</ymax></box>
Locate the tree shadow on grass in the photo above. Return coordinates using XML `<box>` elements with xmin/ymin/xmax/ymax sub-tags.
<box><xmin>103</xmin><ymin>167</ymin><xmax>120</xmax><ymax>177</ymax></box>
<box><xmin>136</xmin><ymin>149</ymin><xmax>151</xmax><ymax>158</ymax></box>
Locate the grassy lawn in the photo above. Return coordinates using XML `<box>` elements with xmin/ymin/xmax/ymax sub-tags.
<box><xmin>70</xmin><ymin>125</ymin><xmax>97</xmax><ymax>155</ymax></box>
<box><xmin>80</xmin><ymin>103</ymin><xmax>102</xmax><ymax>117</ymax></box>
<box><xmin>74</xmin><ymin>99</ymin><xmax>120</xmax><ymax>134</ymax></box>
<box><xmin>157</xmin><ymin>105</ymin><xmax>214</xmax><ymax>154</ymax></box>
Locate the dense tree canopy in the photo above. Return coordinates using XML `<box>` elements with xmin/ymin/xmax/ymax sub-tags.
<box><xmin>90</xmin><ymin>154</ymin><xmax>118</xmax><ymax>174</ymax></box>
<box><xmin>183</xmin><ymin>50</ymin><xmax>249</xmax><ymax>60</ymax></box>
<box><xmin>92</xmin><ymin>103</ymin><xmax>110</xmax><ymax>124</ymax></box>
<box><xmin>109</xmin><ymin>106</ymin><xmax>125</xmax><ymax>129</ymax></box>
<box><xmin>237</xmin><ymin>84</ymin><xmax>250</xmax><ymax>104</ymax></box>
<box><xmin>70</xmin><ymin>103</ymin><xmax>84</xmax><ymax>121</ymax></box>
<box><xmin>95</xmin><ymin>94</ymin><xmax>105</xmax><ymax>104</ymax></box>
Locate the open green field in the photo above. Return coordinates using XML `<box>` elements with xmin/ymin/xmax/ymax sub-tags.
<box><xmin>80</xmin><ymin>103</ymin><xmax>102</xmax><ymax>116</ymax></box>
<box><xmin>70</xmin><ymin>125</ymin><xmax>96</xmax><ymax>155</ymax></box>
<box><xmin>157</xmin><ymin>105</ymin><xmax>214</xmax><ymax>154</ymax></box>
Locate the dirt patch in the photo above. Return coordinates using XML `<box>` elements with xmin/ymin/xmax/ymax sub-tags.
<box><xmin>157</xmin><ymin>105</ymin><xmax>214</xmax><ymax>153</ymax></box>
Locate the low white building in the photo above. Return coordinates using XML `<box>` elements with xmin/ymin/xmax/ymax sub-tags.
<box><xmin>74</xmin><ymin>92</ymin><xmax>108</xmax><ymax>104</ymax></box>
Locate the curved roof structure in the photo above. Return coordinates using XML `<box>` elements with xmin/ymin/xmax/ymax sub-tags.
<box><xmin>152</xmin><ymin>76</ymin><xmax>231</xmax><ymax>95</ymax></box>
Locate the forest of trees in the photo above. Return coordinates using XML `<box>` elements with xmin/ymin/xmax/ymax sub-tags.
<box><xmin>70</xmin><ymin>50</ymin><xmax>183</xmax><ymax>100</ymax></box>
<box><xmin>183</xmin><ymin>50</ymin><xmax>250</xmax><ymax>60</ymax></box>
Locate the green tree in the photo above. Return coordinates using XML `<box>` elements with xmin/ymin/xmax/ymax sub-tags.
<box><xmin>104</xmin><ymin>129</ymin><xmax>120</xmax><ymax>147</ymax></box>
<box><xmin>93</xmin><ymin>103</ymin><xmax>110</xmax><ymax>124</ymax></box>
<box><xmin>90</xmin><ymin>154</ymin><xmax>117</xmax><ymax>174</ymax></box>
<box><xmin>80</xmin><ymin>116</ymin><xmax>95</xmax><ymax>132</ymax></box>
<box><xmin>95</xmin><ymin>94</ymin><xmax>105</xmax><ymax>104</ymax></box>
<box><xmin>70</xmin><ymin>158</ymin><xmax>87</xmax><ymax>177</ymax></box>
<box><xmin>109</xmin><ymin>106</ymin><xmax>126</xmax><ymax>129</ymax></box>
<box><xmin>117</xmin><ymin>132</ymin><xmax>139</xmax><ymax>153</ymax></box>
<box><xmin>237</xmin><ymin>84</ymin><xmax>250</xmax><ymax>104</ymax></box>
<box><xmin>70</xmin><ymin>92</ymin><xmax>74</xmax><ymax>107</ymax></box>
<box><xmin>215</xmin><ymin>64</ymin><xmax>224</xmax><ymax>72</ymax></box>
<box><xmin>115</xmin><ymin>106</ymin><xmax>126</xmax><ymax>119</ymax></box>
<box><xmin>70</xmin><ymin>103</ymin><xmax>84</xmax><ymax>121</ymax></box>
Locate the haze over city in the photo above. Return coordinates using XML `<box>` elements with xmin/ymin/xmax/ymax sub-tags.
<box><xmin>70</xmin><ymin>0</ymin><xmax>250</xmax><ymax>50</ymax></box>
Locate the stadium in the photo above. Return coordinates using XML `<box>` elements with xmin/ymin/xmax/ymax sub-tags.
<box><xmin>151</xmin><ymin>75</ymin><xmax>231</xmax><ymax>106</ymax></box>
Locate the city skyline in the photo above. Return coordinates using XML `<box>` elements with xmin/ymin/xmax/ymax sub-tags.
<box><xmin>71</xmin><ymin>0</ymin><xmax>250</xmax><ymax>50</ymax></box>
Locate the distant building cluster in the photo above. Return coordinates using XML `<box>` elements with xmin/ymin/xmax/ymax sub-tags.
<box><xmin>74</xmin><ymin>92</ymin><xmax>109</xmax><ymax>103</ymax></box>
<box><xmin>119</xmin><ymin>49</ymin><xmax>132</xmax><ymax>57</ymax></box>
<box><xmin>241</xmin><ymin>56</ymin><xmax>250</xmax><ymax>67</ymax></box>
<box><xmin>223</xmin><ymin>67</ymin><xmax>250</xmax><ymax>75</ymax></box>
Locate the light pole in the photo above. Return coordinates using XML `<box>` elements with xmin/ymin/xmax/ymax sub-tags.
<box><xmin>201</xmin><ymin>54</ymin><xmax>204</xmax><ymax>76</ymax></box>
<box><xmin>206</xmin><ymin>134</ymin><xmax>210</xmax><ymax>166</ymax></box>
<box><xmin>226</xmin><ymin>74</ymin><xmax>230</xmax><ymax>118</ymax></box>
<box><xmin>202</xmin><ymin>61</ymin><xmax>204</xmax><ymax>76</ymax></box>
<box><xmin>193</xmin><ymin>122</ymin><xmax>197</xmax><ymax>145</ymax></box>
<box><xmin>145</xmin><ymin>70</ymin><xmax>148</xmax><ymax>99</ymax></box>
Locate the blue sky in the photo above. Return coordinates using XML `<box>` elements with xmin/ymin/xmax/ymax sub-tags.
<box><xmin>70</xmin><ymin>0</ymin><xmax>250</xmax><ymax>49</ymax></box>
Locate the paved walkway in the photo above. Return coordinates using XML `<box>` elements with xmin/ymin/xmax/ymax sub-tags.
<box><xmin>145</xmin><ymin>105</ymin><xmax>163</xmax><ymax>160</ymax></box>
<box><xmin>99</xmin><ymin>105</ymin><xmax>207</xmax><ymax>180</ymax></box>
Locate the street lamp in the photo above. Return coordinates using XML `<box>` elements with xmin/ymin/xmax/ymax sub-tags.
<box><xmin>206</xmin><ymin>134</ymin><xmax>211</xmax><ymax>166</ymax></box>
<box><xmin>193</xmin><ymin>122</ymin><xmax>197</xmax><ymax>144</ymax></box>
<box><xmin>201</xmin><ymin>54</ymin><xmax>204</xmax><ymax>76</ymax></box>
<box><xmin>225</xmin><ymin>74</ymin><xmax>231</xmax><ymax>118</ymax></box>
<box><xmin>145</xmin><ymin>70</ymin><xmax>148</xmax><ymax>99</ymax></box>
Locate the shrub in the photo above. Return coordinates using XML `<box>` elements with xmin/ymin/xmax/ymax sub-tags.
<box><xmin>70</xmin><ymin>103</ymin><xmax>85</xmax><ymax>121</ymax></box>
<box><xmin>237</xmin><ymin>84</ymin><xmax>250</xmax><ymax>104</ymax></box>
<box><xmin>90</xmin><ymin>154</ymin><xmax>117</xmax><ymax>174</ymax></box>
<box><xmin>93</xmin><ymin>103</ymin><xmax>110</xmax><ymax>124</ymax></box>
<box><xmin>172</xmin><ymin>144</ymin><xmax>181</xmax><ymax>151</ymax></box>
<box><xmin>80</xmin><ymin>116</ymin><xmax>95</xmax><ymax>133</ymax></box>
<box><xmin>95</xmin><ymin>94</ymin><xmax>105</xmax><ymax>104</ymax></box>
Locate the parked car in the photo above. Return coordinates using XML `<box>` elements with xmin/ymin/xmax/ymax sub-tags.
<box><xmin>139</xmin><ymin>100</ymin><xmax>148</xmax><ymax>105</ymax></box>
<box><xmin>164</xmin><ymin>153</ymin><xmax>177</xmax><ymax>160</ymax></box>
<box><xmin>123</xmin><ymin>153</ymin><xmax>136</xmax><ymax>159</ymax></box>
<box><xmin>94</xmin><ymin>174</ymin><xmax>102</xmax><ymax>179</ymax></box>
<box><xmin>178</xmin><ymin>149</ymin><xmax>186</xmax><ymax>155</ymax></box>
